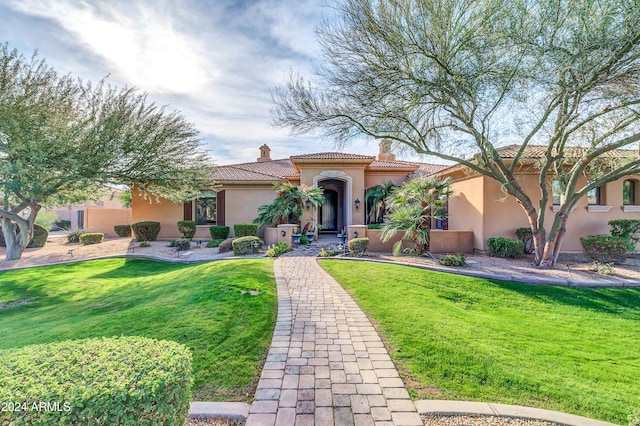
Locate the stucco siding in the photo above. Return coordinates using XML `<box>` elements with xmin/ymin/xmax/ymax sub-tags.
<box><xmin>224</xmin><ymin>187</ymin><xmax>277</xmax><ymax>236</ymax></box>
<box><xmin>448</xmin><ymin>177</ymin><xmax>485</xmax><ymax>249</ymax></box>
<box><xmin>131</xmin><ymin>192</ymin><xmax>183</xmax><ymax>240</ymax></box>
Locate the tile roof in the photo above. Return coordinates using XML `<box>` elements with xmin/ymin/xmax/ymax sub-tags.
<box><xmin>290</xmin><ymin>152</ymin><xmax>376</xmax><ymax>160</ymax></box>
<box><xmin>494</xmin><ymin>144</ymin><xmax>638</xmax><ymax>159</ymax></box>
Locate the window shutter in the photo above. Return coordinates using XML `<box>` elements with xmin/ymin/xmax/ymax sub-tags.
<box><xmin>183</xmin><ymin>201</ymin><xmax>193</xmax><ymax>220</ymax></box>
<box><xmin>217</xmin><ymin>191</ymin><xmax>225</xmax><ymax>225</ymax></box>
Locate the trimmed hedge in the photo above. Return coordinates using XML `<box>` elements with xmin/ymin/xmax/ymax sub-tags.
<box><xmin>132</xmin><ymin>221</ymin><xmax>161</xmax><ymax>242</ymax></box>
<box><xmin>0</xmin><ymin>224</ymin><xmax>48</xmax><ymax>248</ymax></box>
<box><xmin>439</xmin><ymin>254</ymin><xmax>467</xmax><ymax>267</ymax></box>
<box><xmin>26</xmin><ymin>224</ymin><xmax>48</xmax><ymax>248</ymax></box>
<box><xmin>207</xmin><ymin>239</ymin><xmax>224</xmax><ymax>248</ymax></box>
<box><xmin>580</xmin><ymin>234</ymin><xmax>635</xmax><ymax>264</ymax></box>
<box><xmin>234</xmin><ymin>223</ymin><xmax>258</xmax><ymax>238</ymax></box>
<box><xmin>0</xmin><ymin>336</ymin><xmax>192</xmax><ymax>425</ymax></box>
<box><xmin>67</xmin><ymin>229</ymin><xmax>84</xmax><ymax>243</ymax></box>
<box><xmin>177</xmin><ymin>220</ymin><xmax>196</xmax><ymax>240</ymax></box>
<box><xmin>79</xmin><ymin>232</ymin><xmax>104</xmax><ymax>245</ymax></box>
<box><xmin>232</xmin><ymin>236</ymin><xmax>260</xmax><ymax>255</ymax></box>
<box><xmin>114</xmin><ymin>224</ymin><xmax>132</xmax><ymax>238</ymax></box>
<box><xmin>487</xmin><ymin>237</ymin><xmax>525</xmax><ymax>259</ymax></box>
<box><xmin>348</xmin><ymin>237</ymin><xmax>370</xmax><ymax>256</ymax></box>
<box><xmin>209</xmin><ymin>225</ymin><xmax>230</xmax><ymax>240</ymax></box>
<box><xmin>174</xmin><ymin>239</ymin><xmax>191</xmax><ymax>251</ymax></box>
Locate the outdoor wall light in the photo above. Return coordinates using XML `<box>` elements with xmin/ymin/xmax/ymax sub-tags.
<box><xmin>354</xmin><ymin>198</ymin><xmax>361</xmax><ymax>210</ymax></box>
<box><xmin>305</xmin><ymin>199</ymin><xmax>311</xmax><ymax>210</ymax></box>
<box><xmin>281</xmin><ymin>230</ymin><xmax>286</xmax><ymax>237</ymax></box>
<box><xmin>353</xmin><ymin>231</ymin><xmax>358</xmax><ymax>238</ymax></box>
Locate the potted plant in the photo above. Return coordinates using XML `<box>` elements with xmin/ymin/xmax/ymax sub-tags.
<box><xmin>306</xmin><ymin>223</ymin><xmax>320</xmax><ymax>243</ymax></box>
<box><xmin>337</xmin><ymin>227</ymin><xmax>347</xmax><ymax>245</ymax></box>
<box><xmin>292</xmin><ymin>228</ymin><xmax>302</xmax><ymax>245</ymax></box>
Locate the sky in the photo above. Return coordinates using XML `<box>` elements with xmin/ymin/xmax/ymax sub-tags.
<box><xmin>0</xmin><ymin>0</ymin><xmax>407</xmax><ymax>166</ymax></box>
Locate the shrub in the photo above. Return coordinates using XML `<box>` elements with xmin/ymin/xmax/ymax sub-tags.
<box><xmin>348</xmin><ymin>237</ymin><xmax>370</xmax><ymax>256</ymax></box>
<box><xmin>487</xmin><ymin>237</ymin><xmax>525</xmax><ymax>259</ymax></box>
<box><xmin>300</xmin><ymin>235</ymin><xmax>309</xmax><ymax>245</ymax></box>
<box><xmin>207</xmin><ymin>239</ymin><xmax>224</xmax><ymax>248</ymax></box>
<box><xmin>515</xmin><ymin>227</ymin><xmax>534</xmax><ymax>254</ymax></box>
<box><xmin>67</xmin><ymin>229</ymin><xmax>84</xmax><ymax>243</ymax></box>
<box><xmin>580</xmin><ymin>234</ymin><xmax>634</xmax><ymax>264</ymax></box>
<box><xmin>232</xmin><ymin>236</ymin><xmax>260</xmax><ymax>255</ymax></box>
<box><xmin>589</xmin><ymin>261</ymin><xmax>615</xmax><ymax>276</ymax></box>
<box><xmin>132</xmin><ymin>221</ymin><xmax>161</xmax><ymax>241</ymax></box>
<box><xmin>234</xmin><ymin>223</ymin><xmax>258</xmax><ymax>238</ymax></box>
<box><xmin>173</xmin><ymin>239</ymin><xmax>191</xmax><ymax>251</ymax></box>
<box><xmin>79</xmin><ymin>233</ymin><xmax>104</xmax><ymax>245</ymax></box>
<box><xmin>139</xmin><ymin>241</ymin><xmax>151</xmax><ymax>248</ymax></box>
<box><xmin>0</xmin><ymin>336</ymin><xmax>192</xmax><ymax>425</ymax></box>
<box><xmin>609</xmin><ymin>219</ymin><xmax>640</xmax><ymax>244</ymax></box>
<box><xmin>267</xmin><ymin>242</ymin><xmax>291</xmax><ymax>257</ymax></box>
<box><xmin>54</xmin><ymin>219</ymin><xmax>72</xmax><ymax>230</ymax></box>
<box><xmin>177</xmin><ymin>220</ymin><xmax>196</xmax><ymax>240</ymax></box>
<box><xmin>26</xmin><ymin>224</ymin><xmax>48</xmax><ymax>248</ymax></box>
<box><xmin>209</xmin><ymin>225</ymin><xmax>230</xmax><ymax>240</ymax></box>
<box><xmin>367</xmin><ymin>223</ymin><xmax>382</xmax><ymax>229</ymax></box>
<box><xmin>439</xmin><ymin>254</ymin><xmax>466</xmax><ymax>267</ymax></box>
<box><xmin>114</xmin><ymin>224</ymin><xmax>132</xmax><ymax>237</ymax></box>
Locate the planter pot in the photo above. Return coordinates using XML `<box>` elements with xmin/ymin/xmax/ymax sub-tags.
<box><xmin>337</xmin><ymin>235</ymin><xmax>347</xmax><ymax>245</ymax></box>
<box><xmin>306</xmin><ymin>232</ymin><xmax>315</xmax><ymax>243</ymax></box>
<box><xmin>292</xmin><ymin>234</ymin><xmax>302</xmax><ymax>245</ymax></box>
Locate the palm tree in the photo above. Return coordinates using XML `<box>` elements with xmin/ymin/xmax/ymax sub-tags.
<box><xmin>365</xmin><ymin>180</ymin><xmax>397</xmax><ymax>224</ymax></box>
<box><xmin>254</xmin><ymin>183</ymin><xmax>324</xmax><ymax>228</ymax></box>
<box><xmin>380</xmin><ymin>176</ymin><xmax>452</xmax><ymax>256</ymax></box>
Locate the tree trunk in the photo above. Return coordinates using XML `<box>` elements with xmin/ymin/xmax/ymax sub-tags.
<box><xmin>1</xmin><ymin>212</ymin><xmax>36</xmax><ymax>261</ymax></box>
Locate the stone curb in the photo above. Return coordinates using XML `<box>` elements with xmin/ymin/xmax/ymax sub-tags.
<box><xmin>189</xmin><ymin>402</ymin><xmax>250</xmax><ymax>421</ymax></box>
<box><xmin>329</xmin><ymin>256</ymin><xmax>640</xmax><ymax>288</ymax></box>
<box><xmin>414</xmin><ymin>400</ymin><xmax>619</xmax><ymax>426</ymax></box>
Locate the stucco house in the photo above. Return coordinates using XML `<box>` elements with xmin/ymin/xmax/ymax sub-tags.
<box><xmin>131</xmin><ymin>142</ymin><xmax>640</xmax><ymax>254</ymax></box>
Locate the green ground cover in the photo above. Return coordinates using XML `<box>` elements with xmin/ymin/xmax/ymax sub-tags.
<box><xmin>320</xmin><ymin>259</ymin><xmax>640</xmax><ymax>424</ymax></box>
<box><xmin>0</xmin><ymin>258</ymin><xmax>276</xmax><ymax>401</ymax></box>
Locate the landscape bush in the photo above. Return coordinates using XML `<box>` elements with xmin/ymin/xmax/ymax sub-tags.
<box><xmin>67</xmin><ymin>229</ymin><xmax>84</xmax><ymax>243</ymax></box>
<box><xmin>207</xmin><ymin>239</ymin><xmax>224</xmax><ymax>248</ymax></box>
<box><xmin>234</xmin><ymin>223</ymin><xmax>258</xmax><ymax>238</ymax></box>
<box><xmin>232</xmin><ymin>236</ymin><xmax>260</xmax><ymax>255</ymax></box>
<box><xmin>608</xmin><ymin>219</ymin><xmax>640</xmax><ymax>244</ymax></box>
<box><xmin>580</xmin><ymin>234</ymin><xmax>634</xmax><ymax>264</ymax></box>
<box><xmin>26</xmin><ymin>224</ymin><xmax>49</xmax><ymax>248</ymax></box>
<box><xmin>348</xmin><ymin>237</ymin><xmax>370</xmax><ymax>256</ymax></box>
<box><xmin>367</xmin><ymin>224</ymin><xmax>381</xmax><ymax>229</ymax></box>
<box><xmin>439</xmin><ymin>254</ymin><xmax>467</xmax><ymax>267</ymax></box>
<box><xmin>209</xmin><ymin>225</ymin><xmax>230</xmax><ymax>240</ymax></box>
<box><xmin>114</xmin><ymin>224</ymin><xmax>132</xmax><ymax>237</ymax></box>
<box><xmin>177</xmin><ymin>220</ymin><xmax>196</xmax><ymax>240</ymax></box>
<box><xmin>54</xmin><ymin>220</ymin><xmax>72</xmax><ymax>230</ymax></box>
<box><xmin>300</xmin><ymin>234</ymin><xmax>309</xmax><ymax>245</ymax></box>
<box><xmin>0</xmin><ymin>336</ymin><xmax>192</xmax><ymax>425</ymax></box>
<box><xmin>515</xmin><ymin>227</ymin><xmax>534</xmax><ymax>254</ymax></box>
<box><xmin>79</xmin><ymin>233</ymin><xmax>104</xmax><ymax>245</ymax></box>
<box><xmin>139</xmin><ymin>241</ymin><xmax>151</xmax><ymax>248</ymax></box>
<box><xmin>487</xmin><ymin>237</ymin><xmax>525</xmax><ymax>259</ymax></box>
<box><xmin>132</xmin><ymin>221</ymin><xmax>161</xmax><ymax>242</ymax></box>
<box><xmin>173</xmin><ymin>239</ymin><xmax>191</xmax><ymax>251</ymax></box>
<box><xmin>267</xmin><ymin>242</ymin><xmax>291</xmax><ymax>257</ymax></box>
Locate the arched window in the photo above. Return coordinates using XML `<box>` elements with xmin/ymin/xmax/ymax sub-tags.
<box><xmin>623</xmin><ymin>180</ymin><xmax>637</xmax><ymax>205</ymax></box>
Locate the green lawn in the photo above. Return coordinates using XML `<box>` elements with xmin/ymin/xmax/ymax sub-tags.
<box><xmin>320</xmin><ymin>259</ymin><xmax>640</xmax><ymax>424</ymax></box>
<box><xmin>0</xmin><ymin>258</ymin><xmax>276</xmax><ymax>401</ymax></box>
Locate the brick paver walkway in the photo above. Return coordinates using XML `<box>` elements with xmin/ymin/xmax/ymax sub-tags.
<box><xmin>246</xmin><ymin>256</ymin><xmax>422</xmax><ymax>426</ymax></box>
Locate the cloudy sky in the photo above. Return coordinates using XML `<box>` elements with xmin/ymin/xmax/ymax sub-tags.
<box><xmin>0</xmin><ymin>0</ymin><xmax>396</xmax><ymax>165</ymax></box>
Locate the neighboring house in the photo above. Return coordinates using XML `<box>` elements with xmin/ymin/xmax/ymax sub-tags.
<box><xmin>131</xmin><ymin>142</ymin><xmax>640</xmax><ymax>253</ymax></box>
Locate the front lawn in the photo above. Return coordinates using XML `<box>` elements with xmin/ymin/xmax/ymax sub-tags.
<box><xmin>320</xmin><ymin>259</ymin><xmax>640</xmax><ymax>425</ymax></box>
<box><xmin>0</xmin><ymin>258</ymin><xmax>276</xmax><ymax>401</ymax></box>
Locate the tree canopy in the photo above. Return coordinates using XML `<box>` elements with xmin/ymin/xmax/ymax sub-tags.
<box><xmin>0</xmin><ymin>43</ymin><xmax>212</xmax><ymax>259</ymax></box>
<box><xmin>272</xmin><ymin>0</ymin><xmax>640</xmax><ymax>267</ymax></box>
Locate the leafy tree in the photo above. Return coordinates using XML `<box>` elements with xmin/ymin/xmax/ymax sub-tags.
<box><xmin>254</xmin><ymin>183</ymin><xmax>324</xmax><ymax>228</ymax></box>
<box><xmin>0</xmin><ymin>44</ymin><xmax>212</xmax><ymax>260</ymax></box>
<box><xmin>272</xmin><ymin>0</ymin><xmax>640</xmax><ymax>267</ymax></box>
<box><xmin>365</xmin><ymin>180</ymin><xmax>396</xmax><ymax>224</ymax></box>
<box><xmin>380</xmin><ymin>175</ymin><xmax>452</xmax><ymax>256</ymax></box>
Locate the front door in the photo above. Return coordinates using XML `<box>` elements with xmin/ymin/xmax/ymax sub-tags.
<box><xmin>320</xmin><ymin>190</ymin><xmax>338</xmax><ymax>231</ymax></box>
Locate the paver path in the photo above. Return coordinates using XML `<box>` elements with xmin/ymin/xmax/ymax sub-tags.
<box><xmin>246</xmin><ymin>256</ymin><xmax>422</xmax><ymax>426</ymax></box>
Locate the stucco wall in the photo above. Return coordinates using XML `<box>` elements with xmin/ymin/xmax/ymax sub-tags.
<box><xmin>364</xmin><ymin>171</ymin><xmax>411</xmax><ymax>189</ymax></box>
<box><xmin>131</xmin><ymin>192</ymin><xmax>183</xmax><ymax>240</ymax></box>
<box><xmin>224</xmin><ymin>187</ymin><xmax>277</xmax><ymax>237</ymax></box>
<box><xmin>84</xmin><ymin>208</ymin><xmax>132</xmax><ymax>237</ymax></box>
<box><xmin>448</xmin><ymin>176</ymin><xmax>485</xmax><ymax>249</ymax></box>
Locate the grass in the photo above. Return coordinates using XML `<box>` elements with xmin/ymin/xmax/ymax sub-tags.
<box><xmin>319</xmin><ymin>259</ymin><xmax>640</xmax><ymax>424</ymax></box>
<box><xmin>0</xmin><ymin>258</ymin><xmax>276</xmax><ymax>401</ymax></box>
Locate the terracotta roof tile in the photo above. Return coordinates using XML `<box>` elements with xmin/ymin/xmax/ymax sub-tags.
<box><xmin>494</xmin><ymin>144</ymin><xmax>638</xmax><ymax>159</ymax></box>
<box><xmin>290</xmin><ymin>152</ymin><xmax>375</xmax><ymax>160</ymax></box>
<box><xmin>213</xmin><ymin>166</ymin><xmax>286</xmax><ymax>182</ymax></box>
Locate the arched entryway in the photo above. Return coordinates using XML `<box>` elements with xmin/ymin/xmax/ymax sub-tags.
<box><xmin>317</xmin><ymin>179</ymin><xmax>345</xmax><ymax>232</ymax></box>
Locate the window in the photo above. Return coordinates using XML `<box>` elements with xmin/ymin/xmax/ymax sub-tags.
<box><xmin>623</xmin><ymin>180</ymin><xmax>637</xmax><ymax>205</ymax></box>
<box><xmin>195</xmin><ymin>191</ymin><xmax>217</xmax><ymax>225</ymax></box>
<box><xmin>551</xmin><ymin>180</ymin><xmax>562</xmax><ymax>205</ymax></box>
<box><xmin>587</xmin><ymin>186</ymin><xmax>602</xmax><ymax>205</ymax></box>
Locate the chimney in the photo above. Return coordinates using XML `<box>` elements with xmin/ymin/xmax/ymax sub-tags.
<box><xmin>377</xmin><ymin>139</ymin><xmax>395</xmax><ymax>161</ymax></box>
<box><xmin>257</xmin><ymin>144</ymin><xmax>272</xmax><ymax>162</ymax></box>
